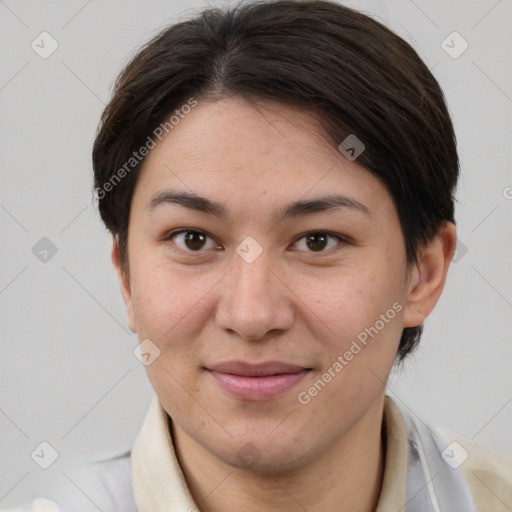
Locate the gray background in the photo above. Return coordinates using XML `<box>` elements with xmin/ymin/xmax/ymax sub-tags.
<box><xmin>1</xmin><ymin>0</ymin><xmax>511</xmax><ymax>507</ymax></box>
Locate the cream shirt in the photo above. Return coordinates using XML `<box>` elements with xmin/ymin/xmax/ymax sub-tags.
<box><xmin>5</xmin><ymin>395</ymin><xmax>512</xmax><ymax>511</ymax></box>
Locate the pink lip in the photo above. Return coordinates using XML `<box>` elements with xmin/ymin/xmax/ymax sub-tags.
<box><xmin>205</xmin><ymin>361</ymin><xmax>311</xmax><ymax>401</ymax></box>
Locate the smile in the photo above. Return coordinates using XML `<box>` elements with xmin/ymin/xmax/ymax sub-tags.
<box><xmin>205</xmin><ymin>361</ymin><xmax>312</xmax><ymax>401</ymax></box>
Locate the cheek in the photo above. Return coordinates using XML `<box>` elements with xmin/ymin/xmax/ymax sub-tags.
<box><xmin>128</xmin><ymin>259</ymin><xmax>212</xmax><ymax>405</ymax></box>
<box><xmin>129</xmin><ymin>256</ymin><xmax>215</xmax><ymax>343</ymax></box>
<box><xmin>294</xmin><ymin>267</ymin><xmax>404</xmax><ymax>367</ymax></box>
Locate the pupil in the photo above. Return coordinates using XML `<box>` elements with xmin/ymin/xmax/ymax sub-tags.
<box><xmin>306</xmin><ymin>233</ymin><xmax>327</xmax><ymax>251</ymax></box>
<box><xmin>185</xmin><ymin>232</ymin><xmax>206</xmax><ymax>250</ymax></box>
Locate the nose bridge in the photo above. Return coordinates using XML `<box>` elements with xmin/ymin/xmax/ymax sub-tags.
<box><xmin>242</xmin><ymin>256</ymin><xmax>271</xmax><ymax>292</ymax></box>
<box><xmin>215</xmin><ymin>241</ymin><xmax>293</xmax><ymax>339</ymax></box>
<box><xmin>232</xmin><ymin>235</ymin><xmax>274</xmax><ymax>292</ymax></box>
<box><xmin>232</xmin><ymin>245</ymin><xmax>276</xmax><ymax>308</ymax></box>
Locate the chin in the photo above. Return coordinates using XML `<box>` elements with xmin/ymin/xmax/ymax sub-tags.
<box><xmin>221</xmin><ymin>443</ymin><xmax>308</xmax><ymax>475</ymax></box>
<box><xmin>204</xmin><ymin>429</ymin><xmax>310</xmax><ymax>475</ymax></box>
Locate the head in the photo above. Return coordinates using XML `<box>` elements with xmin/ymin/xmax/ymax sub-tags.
<box><xmin>93</xmin><ymin>0</ymin><xmax>457</xmax><ymax>473</ymax></box>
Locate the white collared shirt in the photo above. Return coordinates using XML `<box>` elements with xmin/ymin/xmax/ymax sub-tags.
<box><xmin>5</xmin><ymin>395</ymin><xmax>512</xmax><ymax>511</ymax></box>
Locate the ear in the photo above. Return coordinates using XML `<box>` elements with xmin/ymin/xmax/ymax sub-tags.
<box><xmin>111</xmin><ymin>239</ymin><xmax>137</xmax><ymax>333</ymax></box>
<box><xmin>402</xmin><ymin>221</ymin><xmax>457</xmax><ymax>328</ymax></box>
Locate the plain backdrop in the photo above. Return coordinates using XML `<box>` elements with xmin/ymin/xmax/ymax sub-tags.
<box><xmin>1</xmin><ymin>0</ymin><xmax>511</xmax><ymax>507</ymax></box>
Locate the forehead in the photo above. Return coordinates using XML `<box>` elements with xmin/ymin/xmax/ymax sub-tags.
<box><xmin>132</xmin><ymin>97</ymin><xmax>394</xmax><ymax>223</ymax></box>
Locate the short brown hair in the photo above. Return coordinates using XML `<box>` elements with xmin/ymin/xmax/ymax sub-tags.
<box><xmin>92</xmin><ymin>0</ymin><xmax>459</xmax><ymax>362</ymax></box>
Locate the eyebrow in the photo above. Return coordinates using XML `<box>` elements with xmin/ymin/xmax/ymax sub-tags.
<box><xmin>147</xmin><ymin>190</ymin><xmax>370</xmax><ymax>221</ymax></box>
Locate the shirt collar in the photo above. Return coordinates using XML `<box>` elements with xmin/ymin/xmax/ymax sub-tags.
<box><xmin>131</xmin><ymin>394</ymin><xmax>407</xmax><ymax>511</ymax></box>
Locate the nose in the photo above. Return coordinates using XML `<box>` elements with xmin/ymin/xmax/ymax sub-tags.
<box><xmin>215</xmin><ymin>246</ymin><xmax>295</xmax><ymax>341</ymax></box>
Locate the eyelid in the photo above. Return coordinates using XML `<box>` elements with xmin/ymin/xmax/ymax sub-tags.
<box><xmin>290</xmin><ymin>231</ymin><xmax>347</xmax><ymax>253</ymax></box>
<box><xmin>165</xmin><ymin>228</ymin><xmax>222</xmax><ymax>252</ymax></box>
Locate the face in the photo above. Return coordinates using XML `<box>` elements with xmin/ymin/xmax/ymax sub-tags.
<box><xmin>116</xmin><ymin>97</ymin><xmax>418</xmax><ymax>472</ymax></box>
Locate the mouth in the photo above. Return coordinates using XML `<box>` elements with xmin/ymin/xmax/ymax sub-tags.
<box><xmin>204</xmin><ymin>361</ymin><xmax>312</xmax><ymax>401</ymax></box>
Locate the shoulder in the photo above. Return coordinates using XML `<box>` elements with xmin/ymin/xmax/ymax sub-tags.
<box><xmin>1</xmin><ymin>451</ymin><xmax>136</xmax><ymax>512</ymax></box>
<box><xmin>439</xmin><ymin>428</ymin><xmax>512</xmax><ymax>511</ymax></box>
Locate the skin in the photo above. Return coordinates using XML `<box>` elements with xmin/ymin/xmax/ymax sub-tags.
<box><xmin>112</xmin><ymin>97</ymin><xmax>456</xmax><ymax>511</ymax></box>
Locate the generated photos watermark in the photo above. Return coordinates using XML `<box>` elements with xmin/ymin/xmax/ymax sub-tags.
<box><xmin>94</xmin><ymin>97</ymin><xmax>198</xmax><ymax>200</ymax></box>
<box><xmin>298</xmin><ymin>301</ymin><xmax>403</xmax><ymax>405</ymax></box>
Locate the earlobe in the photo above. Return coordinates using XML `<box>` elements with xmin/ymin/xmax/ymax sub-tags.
<box><xmin>111</xmin><ymin>240</ymin><xmax>137</xmax><ymax>333</ymax></box>
<box><xmin>402</xmin><ymin>221</ymin><xmax>457</xmax><ymax>328</ymax></box>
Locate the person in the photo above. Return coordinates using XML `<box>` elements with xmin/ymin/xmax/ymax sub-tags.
<box><xmin>6</xmin><ymin>0</ymin><xmax>511</xmax><ymax>510</ymax></box>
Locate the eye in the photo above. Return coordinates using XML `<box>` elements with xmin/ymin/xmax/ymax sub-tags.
<box><xmin>292</xmin><ymin>231</ymin><xmax>343</xmax><ymax>253</ymax></box>
<box><xmin>168</xmin><ymin>229</ymin><xmax>220</xmax><ymax>252</ymax></box>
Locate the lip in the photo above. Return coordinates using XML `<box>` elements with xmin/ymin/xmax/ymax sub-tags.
<box><xmin>205</xmin><ymin>361</ymin><xmax>311</xmax><ymax>401</ymax></box>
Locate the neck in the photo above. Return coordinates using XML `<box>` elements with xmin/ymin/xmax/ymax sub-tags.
<box><xmin>172</xmin><ymin>394</ymin><xmax>386</xmax><ymax>512</ymax></box>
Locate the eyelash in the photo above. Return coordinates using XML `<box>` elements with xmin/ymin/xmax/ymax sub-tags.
<box><xmin>164</xmin><ymin>229</ymin><xmax>347</xmax><ymax>255</ymax></box>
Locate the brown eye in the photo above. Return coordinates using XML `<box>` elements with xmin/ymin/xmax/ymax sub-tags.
<box><xmin>184</xmin><ymin>231</ymin><xmax>207</xmax><ymax>250</ymax></box>
<box><xmin>306</xmin><ymin>233</ymin><xmax>328</xmax><ymax>251</ymax></box>
<box><xmin>170</xmin><ymin>230</ymin><xmax>217</xmax><ymax>252</ymax></box>
<box><xmin>293</xmin><ymin>231</ymin><xmax>342</xmax><ymax>253</ymax></box>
